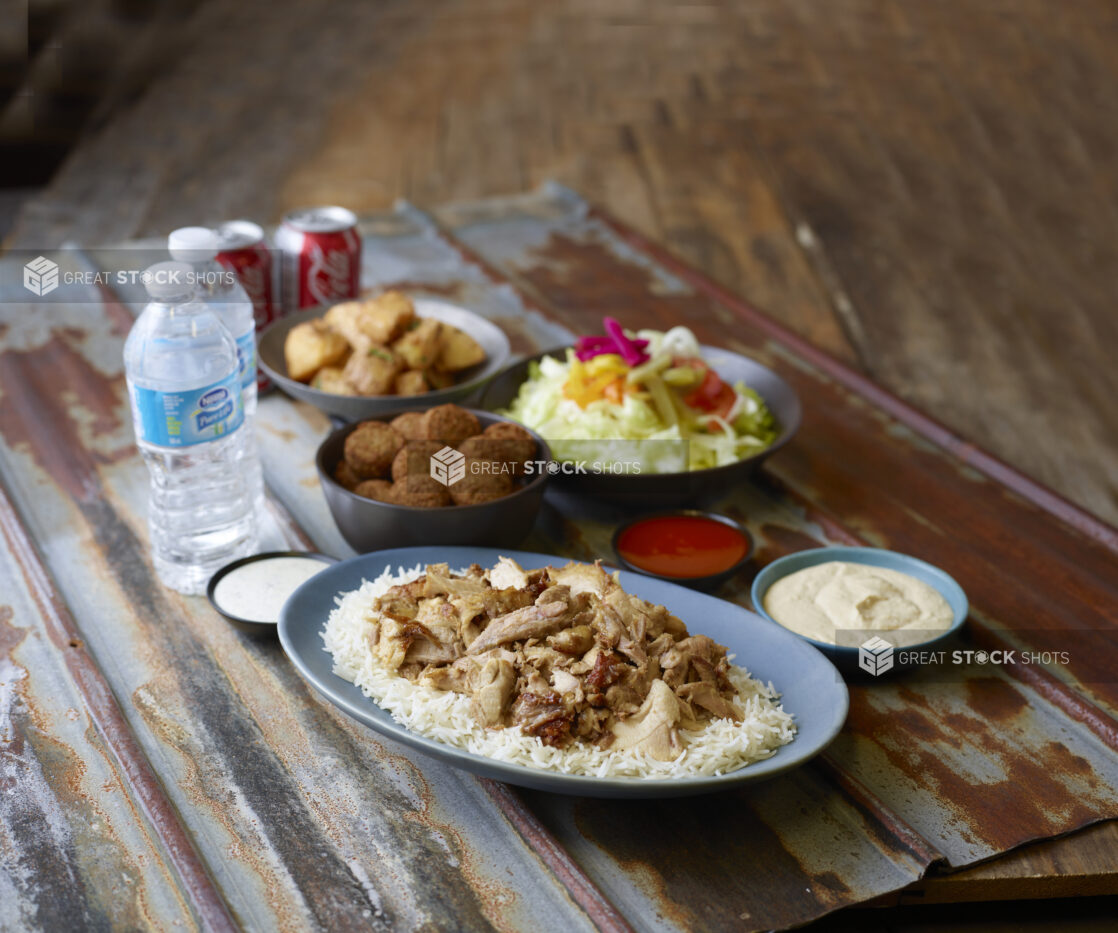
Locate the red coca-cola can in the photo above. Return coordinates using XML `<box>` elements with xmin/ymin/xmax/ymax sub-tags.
<box><xmin>276</xmin><ymin>206</ymin><xmax>360</xmax><ymax>312</ymax></box>
<box><xmin>216</xmin><ymin>219</ymin><xmax>277</xmax><ymax>391</ymax></box>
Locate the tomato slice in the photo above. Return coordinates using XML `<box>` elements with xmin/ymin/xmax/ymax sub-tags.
<box><xmin>708</xmin><ymin>384</ymin><xmax>737</xmax><ymax>420</ymax></box>
<box><xmin>684</xmin><ymin>369</ymin><xmax>737</xmax><ymax>427</ymax></box>
<box><xmin>684</xmin><ymin>369</ymin><xmax>723</xmax><ymax>410</ymax></box>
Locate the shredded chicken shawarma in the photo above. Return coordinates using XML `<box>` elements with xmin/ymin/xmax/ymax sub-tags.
<box><xmin>361</xmin><ymin>558</ymin><xmax>745</xmax><ymax>761</ymax></box>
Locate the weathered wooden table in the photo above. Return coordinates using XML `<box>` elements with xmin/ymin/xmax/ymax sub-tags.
<box><xmin>1</xmin><ymin>187</ymin><xmax>1116</xmax><ymax>930</ymax></box>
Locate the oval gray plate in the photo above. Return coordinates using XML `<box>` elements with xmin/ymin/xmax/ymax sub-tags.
<box><xmin>258</xmin><ymin>298</ymin><xmax>512</xmax><ymax>420</ymax></box>
<box><xmin>279</xmin><ymin>546</ymin><xmax>848</xmax><ymax>798</ymax></box>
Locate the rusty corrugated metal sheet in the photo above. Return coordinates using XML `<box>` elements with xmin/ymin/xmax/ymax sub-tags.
<box><xmin>2</xmin><ymin>187</ymin><xmax>1116</xmax><ymax>932</ymax></box>
<box><xmin>0</xmin><ymin>482</ymin><xmax>234</xmax><ymax>932</ymax></box>
<box><xmin>0</xmin><ymin>256</ymin><xmax>609</xmax><ymax>932</ymax></box>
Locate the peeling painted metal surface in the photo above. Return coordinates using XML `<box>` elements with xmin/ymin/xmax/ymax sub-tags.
<box><xmin>0</xmin><ymin>267</ymin><xmax>601</xmax><ymax>933</ymax></box>
<box><xmin>1</xmin><ymin>188</ymin><xmax>1117</xmax><ymax>932</ymax></box>
<box><xmin>0</xmin><ymin>493</ymin><xmax>201</xmax><ymax>931</ymax></box>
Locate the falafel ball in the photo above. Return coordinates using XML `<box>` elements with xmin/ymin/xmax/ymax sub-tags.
<box><xmin>388</xmin><ymin>410</ymin><xmax>427</xmax><ymax>441</ymax></box>
<box><xmin>423</xmin><ymin>403</ymin><xmax>480</xmax><ymax>446</ymax></box>
<box><xmin>448</xmin><ymin>467</ymin><xmax>513</xmax><ymax>506</ymax></box>
<box><xmin>391</xmin><ymin>439</ymin><xmax>451</xmax><ymax>497</ymax></box>
<box><xmin>480</xmin><ymin>421</ymin><xmax>536</xmax><ymax>472</ymax></box>
<box><xmin>353</xmin><ymin>479</ymin><xmax>394</xmax><ymax>502</ymax></box>
<box><xmin>389</xmin><ymin>481</ymin><xmax>451</xmax><ymax>508</ymax></box>
<box><xmin>457</xmin><ymin>435</ymin><xmax>502</xmax><ymax>462</ymax></box>
<box><xmin>457</xmin><ymin>436</ymin><xmax>518</xmax><ymax>487</ymax></box>
<box><xmin>344</xmin><ymin>421</ymin><xmax>404</xmax><ymax>479</ymax></box>
<box><xmin>333</xmin><ymin>459</ymin><xmax>362</xmax><ymax>491</ymax></box>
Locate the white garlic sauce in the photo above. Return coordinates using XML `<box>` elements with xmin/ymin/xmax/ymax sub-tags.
<box><xmin>213</xmin><ymin>556</ymin><xmax>330</xmax><ymax>622</ymax></box>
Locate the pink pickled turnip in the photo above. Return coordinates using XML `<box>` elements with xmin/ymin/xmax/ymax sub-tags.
<box><xmin>602</xmin><ymin>317</ymin><xmax>649</xmax><ymax>365</ymax></box>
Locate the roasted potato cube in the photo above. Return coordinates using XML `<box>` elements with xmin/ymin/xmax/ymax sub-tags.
<box><xmin>425</xmin><ymin>367</ymin><xmax>455</xmax><ymax>390</ymax></box>
<box><xmin>437</xmin><ymin>326</ymin><xmax>486</xmax><ymax>372</ymax></box>
<box><xmin>392</xmin><ymin>318</ymin><xmax>443</xmax><ymax>370</ymax></box>
<box><xmin>323</xmin><ymin>301</ymin><xmax>373</xmax><ymax>351</ymax></box>
<box><xmin>325</xmin><ymin>292</ymin><xmax>416</xmax><ymax>349</ymax></box>
<box><xmin>284</xmin><ymin>320</ymin><xmax>350</xmax><ymax>382</ymax></box>
<box><xmin>342</xmin><ymin>346</ymin><xmax>401</xmax><ymax>396</ymax></box>
<box><xmin>311</xmin><ymin>366</ymin><xmax>356</xmax><ymax>395</ymax></box>
<box><xmin>393</xmin><ymin>370</ymin><xmax>429</xmax><ymax>396</ymax></box>
<box><xmin>367</xmin><ymin>290</ymin><xmax>416</xmax><ymax>340</ymax></box>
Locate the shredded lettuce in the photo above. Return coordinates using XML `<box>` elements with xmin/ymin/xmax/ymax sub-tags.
<box><xmin>501</xmin><ymin>350</ymin><xmax>780</xmax><ymax>473</ymax></box>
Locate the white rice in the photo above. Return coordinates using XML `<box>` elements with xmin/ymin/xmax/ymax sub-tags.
<box><xmin>322</xmin><ymin>565</ymin><xmax>796</xmax><ymax>779</ymax></box>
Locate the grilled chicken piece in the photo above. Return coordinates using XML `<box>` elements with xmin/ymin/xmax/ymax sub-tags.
<box><xmin>473</xmin><ymin>658</ymin><xmax>516</xmax><ymax>727</ymax></box>
<box><xmin>375</xmin><ymin>617</ymin><xmax>438</xmax><ymax>671</ymax></box>
<box><xmin>676</xmin><ymin>681</ymin><xmax>742</xmax><ymax>722</ymax></box>
<box><xmin>451</xmin><ymin>587</ymin><xmax>534</xmax><ymax>645</ymax></box>
<box><xmin>603</xmin><ymin>587</ymin><xmax>686</xmax><ymax>640</ymax></box>
<box><xmin>374</xmin><ymin>577</ymin><xmax>427</xmax><ymax>621</ymax></box>
<box><xmin>608</xmin><ymin>680</ymin><xmax>683</xmax><ymax>761</ymax></box>
<box><xmin>489</xmin><ymin>556</ymin><xmax>530</xmax><ymax>591</ymax></box>
<box><xmin>511</xmin><ymin>690</ymin><xmax>574</xmax><ymax>746</ymax></box>
<box><xmin>661</xmin><ymin>634</ymin><xmax>723</xmax><ymax>687</ymax></box>
<box><xmin>421</xmin><ymin>656</ymin><xmax>478</xmax><ymax>693</ymax></box>
<box><xmin>585</xmin><ymin>649</ymin><xmax>629</xmax><ymax>707</ymax></box>
<box><xmin>549</xmin><ymin>624</ymin><xmax>594</xmax><ymax>656</ymax></box>
<box><xmin>551</xmin><ymin>669</ymin><xmax>581</xmax><ymax>695</ymax></box>
<box><xmin>520</xmin><ymin>645</ymin><xmax>569</xmax><ymax>673</ymax></box>
<box><xmin>521</xmin><ymin>668</ymin><xmax>552</xmax><ymax>696</ymax></box>
<box><xmin>574</xmin><ymin>706</ymin><xmax>613</xmax><ymax>740</ymax></box>
<box><xmin>536</xmin><ymin>584</ymin><xmax>571</xmax><ymax>607</ymax></box>
<box><xmin>592</xmin><ymin>607</ymin><xmax>625</xmax><ymax>648</ymax></box>
<box><xmin>548</xmin><ymin>561</ymin><xmax>612</xmax><ymax>598</ymax></box>
<box><xmin>604</xmin><ymin>684</ymin><xmax>644</xmax><ymax>716</ymax></box>
<box><xmin>620</xmin><ymin>655</ymin><xmax>660</xmax><ymax>701</ymax></box>
<box><xmin>466</xmin><ymin>597</ymin><xmax>571</xmax><ymax>654</ymax></box>
<box><xmin>403</xmin><ymin>597</ymin><xmax>462</xmax><ymax>664</ymax></box>
<box><xmin>645</xmin><ymin>633</ymin><xmax>675</xmax><ymax>660</ymax></box>
<box><xmin>424</xmin><ymin>563</ymin><xmax>489</xmax><ymax>600</ymax></box>
<box><xmin>375</xmin><ymin>594</ymin><xmax>420</xmax><ymax>622</ymax></box>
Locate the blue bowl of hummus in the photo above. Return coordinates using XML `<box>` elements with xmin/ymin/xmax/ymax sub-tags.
<box><xmin>750</xmin><ymin>546</ymin><xmax>968</xmax><ymax>674</ymax></box>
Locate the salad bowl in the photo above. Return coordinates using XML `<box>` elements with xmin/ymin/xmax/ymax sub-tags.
<box><xmin>479</xmin><ymin>344</ymin><xmax>801</xmax><ymax>507</ymax></box>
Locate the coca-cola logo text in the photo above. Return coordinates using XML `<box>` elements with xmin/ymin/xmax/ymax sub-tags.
<box><xmin>307</xmin><ymin>242</ymin><xmax>352</xmax><ymax>305</ymax></box>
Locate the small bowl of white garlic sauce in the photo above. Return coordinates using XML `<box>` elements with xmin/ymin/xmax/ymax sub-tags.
<box><xmin>208</xmin><ymin>551</ymin><xmax>338</xmax><ymax>634</ymax></box>
<box><xmin>750</xmin><ymin>546</ymin><xmax>968</xmax><ymax>675</ymax></box>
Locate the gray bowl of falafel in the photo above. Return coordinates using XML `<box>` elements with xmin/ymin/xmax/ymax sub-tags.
<box><xmin>316</xmin><ymin>404</ymin><xmax>552</xmax><ymax>553</ymax></box>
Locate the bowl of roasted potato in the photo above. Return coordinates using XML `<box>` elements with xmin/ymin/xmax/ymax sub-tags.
<box><xmin>258</xmin><ymin>291</ymin><xmax>511</xmax><ymax>419</ymax></box>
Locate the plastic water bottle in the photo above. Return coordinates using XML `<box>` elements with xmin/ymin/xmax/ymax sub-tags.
<box><xmin>124</xmin><ymin>261</ymin><xmax>257</xmax><ymax>594</ymax></box>
<box><xmin>168</xmin><ymin>226</ymin><xmax>265</xmax><ymax>512</ymax></box>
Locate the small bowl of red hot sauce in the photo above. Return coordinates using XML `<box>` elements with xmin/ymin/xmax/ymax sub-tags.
<box><xmin>611</xmin><ymin>511</ymin><xmax>754</xmax><ymax>591</ymax></box>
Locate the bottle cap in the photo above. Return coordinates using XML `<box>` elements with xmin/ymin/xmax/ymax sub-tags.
<box><xmin>143</xmin><ymin>261</ymin><xmax>194</xmax><ymax>301</ymax></box>
<box><xmin>216</xmin><ymin>220</ymin><xmax>264</xmax><ymax>251</ymax></box>
<box><xmin>168</xmin><ymin>226</ymin><xmax>219</xmax><ymax>262</ymax></box>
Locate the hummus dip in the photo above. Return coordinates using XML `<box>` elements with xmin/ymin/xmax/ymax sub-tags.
<box><xmin>762</xmin><ymin>561</ymin><xmax>954</xmax><ymax>647</ymax></box>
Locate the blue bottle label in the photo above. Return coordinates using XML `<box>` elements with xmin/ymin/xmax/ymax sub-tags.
<box><xmin>131</xmin><ymin>373</ymin><xmax>244</xmax><ymax>447</ymax></box>
<box><xmin>235</xmin><ymin>330</ymin><xmax>256</xmax><ymax>390</ymax></box>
